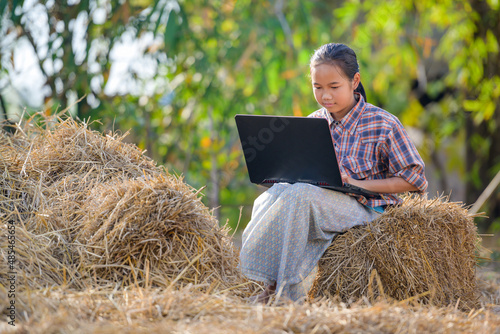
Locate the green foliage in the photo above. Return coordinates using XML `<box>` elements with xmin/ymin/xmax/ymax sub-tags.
<box><xmin>2</xmin><ymin>0</ymin><xmax>500</xmax><ymax>231</ymax></box>
<box><xmin>138</xmin><ymin>0</ymin><xmax>340</xmax><ymax>229</ymax></box>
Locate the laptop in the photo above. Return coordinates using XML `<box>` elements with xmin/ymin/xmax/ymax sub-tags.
<box><xmin>235</xmin><ymin>114</ymin><xmax>379</xmax><ymax>198</ymax></box>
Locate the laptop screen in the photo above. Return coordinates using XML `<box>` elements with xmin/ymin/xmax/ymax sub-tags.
<box><xmin>235</xmin><ymin>114</ymin><xmax>343</xmax><ymax>187</ymax></box>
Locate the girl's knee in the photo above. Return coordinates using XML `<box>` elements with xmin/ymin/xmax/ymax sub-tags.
<box><xmin>284</xmin><ymin>183</ymin><xmax>317</xmax><ymax>200</ymax></box>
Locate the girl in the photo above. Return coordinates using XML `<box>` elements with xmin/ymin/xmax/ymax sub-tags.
<box><xmin>240</xmin><ymin>43</ymin><xmax>428</xmax><ymax>303</ymax></box>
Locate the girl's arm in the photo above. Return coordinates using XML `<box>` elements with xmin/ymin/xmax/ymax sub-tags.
<box><xmin>342</xmin><ymin>175</ymin><xmax>418</xmax><ymax>194</ymax></box>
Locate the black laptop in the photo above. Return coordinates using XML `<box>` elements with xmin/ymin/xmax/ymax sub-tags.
<box><xmin>235</xmin><ymin>114</ymin><xmax>379</xmax><ymax>198</ymax></box>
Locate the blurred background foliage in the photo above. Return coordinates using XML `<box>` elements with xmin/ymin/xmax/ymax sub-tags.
<box><xmin>1</xmin><ymin>0</ymin><xmax>499</xmax><ymax>233</ymax></box>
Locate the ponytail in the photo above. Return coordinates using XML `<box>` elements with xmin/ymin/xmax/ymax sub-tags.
<box><xmin>355</xmin><ymin>81</ymin><xmax>367</xmax><ymax>103</ymax></box>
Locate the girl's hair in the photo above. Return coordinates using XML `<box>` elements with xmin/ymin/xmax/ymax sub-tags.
<box><xmin>310</xmin><ymin>43</ymin><xmax>367</xmax><ymax>102</ymax></box>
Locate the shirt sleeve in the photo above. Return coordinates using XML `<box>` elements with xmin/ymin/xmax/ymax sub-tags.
<box><xmin>384</xmin><ymin>121</ymin><xmax>428</xmax><ymax>192</ymax></box>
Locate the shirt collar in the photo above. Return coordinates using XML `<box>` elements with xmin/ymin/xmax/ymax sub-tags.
<box><xmin>320</xmin><ymin>93</ymin><xmax>365</xmax><ymax>135</ymax></box>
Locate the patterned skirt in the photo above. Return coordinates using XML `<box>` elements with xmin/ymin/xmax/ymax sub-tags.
<box><xmin>240</xmin><ymin>182</ymin><xmax>381</xmax><ymax>301</ymax></box>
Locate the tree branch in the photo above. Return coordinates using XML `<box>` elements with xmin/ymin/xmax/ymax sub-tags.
<box><xmin>0</xmin><ymin>94</ymin><xmax>15</xmax><ymax>133</ymax></box>
<box><xmin>274</xmin><ymin>0</ymin><xmax>295</xmax><ymax>52</ymax></box>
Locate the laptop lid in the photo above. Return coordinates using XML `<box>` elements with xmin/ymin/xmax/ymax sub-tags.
<box><xmin>234</xmin><ymin>114</ymin><xmax>378</xmax><ymax>198</ymax></box>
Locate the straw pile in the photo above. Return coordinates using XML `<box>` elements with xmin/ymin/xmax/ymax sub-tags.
<box><xmin>1</xmin><ymin>114</ymin><xmax>500</xmax><ymax>333</ymax></box>
<box><xmin>1</xmin><ymin>281</ymin><xmax>499</xmax><ymax>334</ymax></box>
<box><xmin>0</xmin><ymin>114</ymin><xmax>250</xmax><ymax>293</ymax></box>
<box><xmin>310</xmin><ymin>195</ymin><xmax>480</xmax><ymax>310</ymax></box>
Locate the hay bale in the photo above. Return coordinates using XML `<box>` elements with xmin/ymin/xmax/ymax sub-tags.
<box><xmin>310</xmin><ymin>195</ymin><xmax>480</xmax><ymax>309</ymax></box>
<box><xmin>73</xmin><ymin>177</ymin><xmax>243</xmax><ymax>290</ymax></box>
<box><xmin>17</xmin><ymin>117</ymin><xmax>158</xmax><ymax>180</ymax></box>
<box><xmin>0</xmin><ymin>114</ymin><xmax>251</xmax><ymax>294</ymax></box>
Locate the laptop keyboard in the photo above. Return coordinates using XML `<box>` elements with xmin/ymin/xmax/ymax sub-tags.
<box><xmin>343</xmin><ymin>182</ymin><xmax>378</xmax><ymax>196</ymax></box>
<box><xmin>260</xmin><ymin>179</ymin><xmax>378</xmax><ymax>197</ymax></box>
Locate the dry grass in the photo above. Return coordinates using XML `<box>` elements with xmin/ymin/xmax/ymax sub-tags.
<box><xmin>1</xmin><ymin>281</ymin><xmax>499</xmax><ymax>334</ymax></box>
<box><xmin>1</xmin><ymin>114</ymin><xmax>499</xmax><ymax>333</ymax></box>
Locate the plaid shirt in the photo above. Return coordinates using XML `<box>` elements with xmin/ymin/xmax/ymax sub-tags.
<box><xmin>308</xmin><ymin>94</ymin><xmax>428</xmax><ymax>207</ymax></box>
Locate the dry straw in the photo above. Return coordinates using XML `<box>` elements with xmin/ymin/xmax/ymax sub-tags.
<box><xmin>2</xmin><ymin>113</ymin><xmax>499</xmax><ymax>333</ymax></box>
<box><xmin>1</xmin><ymin>283</ymin><xmax>499</xmax><ymax>334</ymax></box>
<box><xmin>0</xmin><ymin>113</ymin><xmax>252</xmax><ymax>295</ymax></box>
<box><xmin>310</xmin><ymin>194</ymin><xmax>481</xmax><ymax>310</ymax></box>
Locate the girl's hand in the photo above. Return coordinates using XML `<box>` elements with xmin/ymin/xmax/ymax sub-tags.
<box><xmin>341</xmin><ymin>173</ymin><xmax>363</xmax><ymax>188</ymax></box>
<box><xmin>341</xmin><ymin>173</ymin><xmax>352</xmax><ymax>185</ymax></box>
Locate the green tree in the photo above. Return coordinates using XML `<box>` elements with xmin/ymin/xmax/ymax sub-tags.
<box><xmin>139</xmin><ymin>0</ymin><xmax>340</xmax><ymax>225</ymax></box>
<box><xmin>4</xmin><ymin>0</ymin><xmax>498</xmax><ymax>232</ymax></box>
<box><xmin>0</xmin><ymin>0</ymin><xmax>162</xmax><ymax>119</ymax></box>
<box><xmin>1</xmin><ymin>0</ymin><xmax>335</xmax><ymax>228</ymax></box>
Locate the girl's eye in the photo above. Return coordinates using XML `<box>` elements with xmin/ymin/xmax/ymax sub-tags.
<box><xmin>331</xmin><ymin>86</ymin><xmax>339</xmax><ymax>89</ymax></box>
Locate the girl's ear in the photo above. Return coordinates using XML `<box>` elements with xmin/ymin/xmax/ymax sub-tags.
<box><xmin>353</xmin><ymin>72</ymin><xmax>361</xmax><ymax>90</ymax></box>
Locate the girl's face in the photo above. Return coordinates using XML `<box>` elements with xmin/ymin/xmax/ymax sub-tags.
<box><xmin>311</xmin><ymin>63</ymin><xmax>360</xmax><ymax>121</ymax></box>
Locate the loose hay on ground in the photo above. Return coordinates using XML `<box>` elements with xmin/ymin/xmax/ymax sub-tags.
<box><xmin>310</xmin><ymin>195</ymin><xmax>480</xmax><ymax>310</ymax></box>
<box><xmin>1</xmin><ymin>284</ymin><xmax>499</xmax><ymax>334</ymax></box>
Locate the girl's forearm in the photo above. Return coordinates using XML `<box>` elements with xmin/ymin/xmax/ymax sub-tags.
<box><xmin>346</xmin><ymin>176</ymin><xmax>419</xmax><ymax>194</ymax></box>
